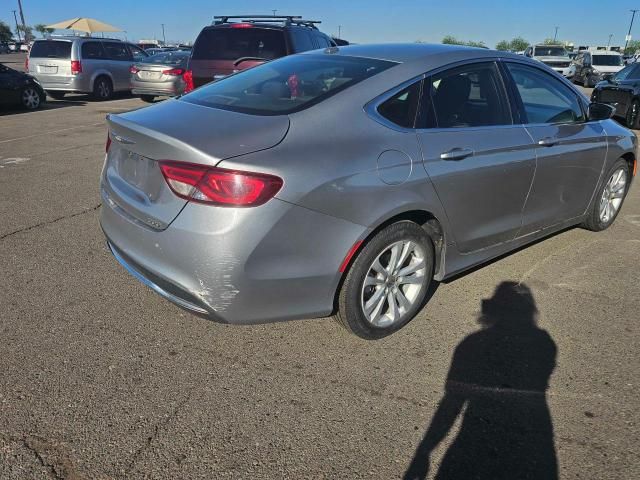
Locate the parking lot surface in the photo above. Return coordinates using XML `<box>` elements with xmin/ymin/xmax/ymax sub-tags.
<box><xmin>1</xmin><ymin>52</ymin><xmax>639</xmax><ymax>479</ymax></box>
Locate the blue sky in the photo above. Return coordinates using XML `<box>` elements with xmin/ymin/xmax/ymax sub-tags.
<box><xmin>3</xmin><ymin>0</ymin><xmax>640</xmax><ymax>48</ymax></box>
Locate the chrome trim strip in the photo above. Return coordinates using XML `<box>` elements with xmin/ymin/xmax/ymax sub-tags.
<box><xmin>107</xmin><ymin>241</ymin><xmax>209</xmax><ymax>315</ymax></box>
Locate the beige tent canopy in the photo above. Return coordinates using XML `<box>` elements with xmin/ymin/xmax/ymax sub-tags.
<box><xmin>45</xmin><ymin>17</ymin><xmax>122</xmax><ymax>33</ymax></box>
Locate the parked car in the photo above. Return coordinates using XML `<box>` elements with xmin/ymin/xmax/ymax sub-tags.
<box><xmin>572</xmin><ymin>50</ymin><xmax>624</xmax><ymax>87</ymax></box>
<box><xmin>524</xmin><ymin>44</ymin><xmax>572</xmax><ymax>77</ymax></box>
<box><xmin>130</xmin><ymin>50</ymin><xmax>191</xmax><ymax>102</ymax></box>
<box><xmin>590</xmin><ymin>62</ymin><xmax>640</xmax><ymax>128</ymax></box>
<box><xmin>188</xmin><ymin>15</ymin><xmax>336</xmax><ymax>88</ymax></box>
<box><xmin>0</xmin><ymin>43</ymin><xmax>10</xmax><ymax>54</ymax></box>
<box><xmin>100</xmin><ymin>44</ymin><xmax>635</xmax><ymax>339</ymax></box>
<box><xmin>27</xmin><ymin>37</ymin><xmax>149</xmax><ymax>100</ymax></box>
<box><xmin>0</xmin><ymin>62</ymin><xmax>45</xmax><ymax>110</ymax></box>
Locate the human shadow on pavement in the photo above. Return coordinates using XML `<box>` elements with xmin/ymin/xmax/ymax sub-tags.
<box><xmin>404</xmin><ymin>281</ymin><xmax>558</xmax><ymax>480</ymax></box>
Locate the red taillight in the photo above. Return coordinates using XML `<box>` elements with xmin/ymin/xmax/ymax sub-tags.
<box><xmin>182</xmin><ymin>69</ymin><xmax>194</xmax><ymax>93</ymax></box>
<box><xmin>231</xmin><ymin>23</ymin><xmax>253</xmax><ymax>28</ymax></box>
<box><xmin>71</xmin><ymin>60</ymin><xmax>82</xmax><ymax>74</ymax></box>
<box><xmin>105</xmin><ymin>132</ymin><xmax>112</xmax><ymax>153</ymax></box>
<box><xmin>130</xmin><ymin>65</ymin><xmax>140</xmax><ymax>74</ymax></box>
<box><xmin>162</xmin><ymin>68</ymin><xmax>185</xmax><ymax>76</ymax></box>
<box><xmin>25</xmin><ymin>57</ymin><xmax>29</xmax><ymax>71</ymax></box>
<box><xmin>158</xmin><ymin>161</ymin><xmax>283</xmax><ymax>207</ymax></box>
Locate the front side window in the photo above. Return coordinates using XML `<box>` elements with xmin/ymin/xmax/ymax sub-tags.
<box><xmin>423</xmin><ymin>62</ymin><xmax>511</xmax><ymax>128</ymax></box>
<box><xmin>377</xmin><ymin>81</ymin><xmax>422</xmax><ymax>128</ymax></box>
<box><xmin>182</xmin><ymin>54</ymin><xmax>396</xmax><ymax>115</ymax></box>
<box><xmin>613</xmin><ymin>63</ymin><xmax>640</xmax><ymax>81</ymax></box>
<box><xmin>103</xmin><ymin>42</ymin><xmax>132</xmax><ymax>61</ymax></box>
<box><xmin>128</xmin><ymin>44</ymin><xmax>148</xmax><ymax>62</ymax></box>
<box><xmin>506</xmin><ymin>63</ymin><xmax>585</xmax><ymax>124</ymax></box>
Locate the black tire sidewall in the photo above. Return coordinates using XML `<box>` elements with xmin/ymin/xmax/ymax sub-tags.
<box><xmin>93</xmin><ymin>77</ymin><xmax>112</xmax><ymax>100</ymax></box>
<box><xmin>339</xmin><ymin>222</ymin><xmax>434</xmax><ymax>340</ymax></box>
<box><xmin>586</xmin><ymin>159</ymin><xmax>630</xmax><ymax>231</ymax></box>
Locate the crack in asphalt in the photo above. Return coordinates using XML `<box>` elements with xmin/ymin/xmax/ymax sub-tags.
<box><xmin>0</xmin><ymin>204</ymin><xmax>101</xmax><ymax>241</ymax></box>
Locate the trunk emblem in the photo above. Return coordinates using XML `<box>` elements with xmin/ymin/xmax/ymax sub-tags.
<box><xmin>113</xmin><ymin>134</ymin><xmax>135</xmax><ymax>145</ymax></box>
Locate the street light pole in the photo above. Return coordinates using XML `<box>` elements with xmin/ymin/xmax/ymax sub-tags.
<box><xmin>17</xmin><ymin>0</ymin><xmax>28</xmax><ymax>41</ymax></box>
<box><xmin>625</xmin><ymin>9</ymin><xmax>639</xmax><ymax>54</ymax></box>
<box><xmin>161</xmin><ymin>24</ymin><xmax>166</xmax><ymax>45</ymax></box>
<box><xmin>12</xmin><ymin>10</ymin><xmax>21</xmax><ymax>42</ymax></box>
<box><xmin>338</xmin><ymin>25</ymin><xmax>342</xmax><ymax>39</ymax></box>
<box><xmin>608</xmin><ymin>34</ymin><xmax>613</xmax><ymax>49</ymax></box>
<box><xmin>272</xmin><ymin>9</ymin><xmax>277</xmax><ymax>17</ymax></box>
<box><xmin>553</xmin><ymin>26</ymin><xmax>559</xmax><ymax>43</ymax></box>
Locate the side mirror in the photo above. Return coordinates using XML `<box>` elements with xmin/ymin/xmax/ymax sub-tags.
<box><xmin>588</xmin><ymin>102</ymin><xmax>615</xmax><ymax>121</ymax></box>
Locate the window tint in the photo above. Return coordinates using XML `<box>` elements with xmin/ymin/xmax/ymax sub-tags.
<box><xmin>613</xmin><ymin>63</ymin><xmax>640</xmax><ymax>81</ymax></box>
<box><xmin>128</xmin><ymin>44</ymin><xmax>148</xmax><ymax>62</ymax></box>
<box><xmin>424</xmin><ymin>62</ymin><xmax>510</xmax><ymax>128</ymax></box>
<box><xmin>192</xmin><ymin>28</ymin><xmax>286</xmax><ymax>60</ymax></box>
<box><xmin>506</xmin><ymin>63</ymin><xmax>585</xmax><ymax>124</ymax></box>
<box><xmin>378</xmin><ymin>81</ymin><xmax>422</xmax><ymax>128</ymax></box>
<box><xmin>103</xmin><ymin>42</ymin><xmax>132</xmax><ymax>61</ymax></box>
<box><xmin>314</xmin><ymin>34</ymin><xmax>332</xmax><ymax>49</ymax></box>
<box><xmin>291</xmin><ymin>28</ymin><xmax>314</xmax><ymax>52</ymax></box>
<box><xmin>29</xmin><ymin>40</ymin><xmax>72</xmax><ymax>59</ymax></box>
<box><xmin>81</xmin><ymin>42</ymin><xmax>105</xmax><ymax>59</ymax></box>
<box><xmin>182</xmin><ymin>54</ymin><xmax>396</xmax><ymax>115</ymax></box>
<box><xmin>592</xmin><ymin>55</ymin><xmax>622</xmax><ymax>66</ymax></box>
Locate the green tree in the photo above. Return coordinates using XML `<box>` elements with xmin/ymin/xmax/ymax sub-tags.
<box><xmin>543</xmin><ymin>38</ymin><xmax>561</xmax><ymax>45</ymax></box>
<box><xmin>496</xmin><ymin>40</ymin><xmax>511</xmax><ymax>51</ymax></box>
<box><xmin>0</xmin><ymin>21</ymin><xmax>13</xmax><ymax>43</ymax></box>
<box><xmin>442</xmin><ymin>35</ymin><xmax>461</xmax><ymax>45</ymax></box>
<box><xmin>466</xmin><ymin>40</ymin><xmax>487</xmax><ymax>48</ymax></box>
<box><xmin>16</xmin><ymin>24</ymin><xmax>33</xmax><ymax>42</ymax></box>
<box><xmin>34</xmin><ymin>24</ymin><xmax>54</xmax><ymax>37</ymax></box>
<box><xmin>509</xmin><ymin>37</ymin><xmax>530</xmax><ymax>52</ymax></box>
<box><xmin>624</xmin><ymin>40</ymin><xmax>640</xmax><ymax>55</ymax></box>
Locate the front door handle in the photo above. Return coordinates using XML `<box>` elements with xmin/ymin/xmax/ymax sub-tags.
<box><xmin>538</xmin><ymin>137</ymin><xmax>558</xmax><ymax>147</ymax></box>
<box><xmin>440</xmin><ymin>147</ymin><xmax>474</xmax><ymax>161</ymax></box>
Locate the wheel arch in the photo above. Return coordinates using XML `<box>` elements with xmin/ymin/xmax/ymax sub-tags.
<box><xmin>621</xmin><ymin>151</ymin><xmax>636</xmax><ymax>178</ymax></box>
<box><xmin>91</xmin><ymin>71</ymin><xmax>114</xmax><ymax>91</ymax></box>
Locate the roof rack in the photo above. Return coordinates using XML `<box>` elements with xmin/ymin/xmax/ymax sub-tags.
<box><xmin>213</xmin><ymin>15</ymin><xmax>321</xmax><ymax>29</ymax></box>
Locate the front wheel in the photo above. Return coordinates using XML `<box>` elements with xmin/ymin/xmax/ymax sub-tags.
<box><xmin>582</xmin><ymin>159</ymin><xmax>631</xmax><ymax>232</ymax></box>
<box><xmin>334</xmin><ymin>221</ymin><xmax>434</xmax><ymax>340</ymax></box>
<box><xmin>21</xmin><ymin>87</ymin><xmax>42</xmax><ymax>110</ymax></box>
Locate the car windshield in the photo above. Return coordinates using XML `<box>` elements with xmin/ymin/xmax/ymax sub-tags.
<box><xmin>181</xmin><ymin>54</ymin><xmax>397</xmax><ymax>115</ymax></box>
<box><xmin>612</xmin><ymin>64</ymin><xmax>640</xmax><ymax>81</ymax></box>
<box><xmin>142</xmin><ymin>52</ymin><xmax>190</xmax><ymax>66</ymax></box>
<box><xmin>29</xmin><ymin>40</ymin><xmax>72</xmax><ymax>59</ymax></box>
<box><xmin>192</xmin><ymin>27</ymin><xmax>287</xmax><ymax>61</ymax></box>
<box><xmin>534</xmin><ymin>46</ymin><xmax>567</xmax><ymax>57</ymax></box>
<box><xmin>592</xmin><ymin>55</ymin><xmax>622</xmax><ymax>66</ymax></box>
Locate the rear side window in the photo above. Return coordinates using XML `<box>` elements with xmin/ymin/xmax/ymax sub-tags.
<box><xmin>182</xmin><ymin>54</ymin><xmax>396</xmax><ymax>115</ymax></box>
<box><xmin>29</xmin><ymin>41</ymin><xmax>71</xmax><ymax>59</ymax></box>
<box><xmin>313</xmin><ymin>34</ymin><xmax>332</xmax><ymax>49</ymax></box>
<box><xmin>192</xmin><ymin>28</ymin><xmax>286</xmax><ymax>61</ymax></box>
<box><xmin>291</xmin><ymin>28</ymin><xmax>314</xmax><ymax>52</ymax></box>
<box><xmin>505</xmin><ymin>63</ymin><xmax>585</xmax><ymax>124</ymax></box>
<box><xmin>423</xmin><ymin>62</ymin><xmax>511</xmax><ymax>128</ymax></box>
<box><xmin>103</xmin><ymin>42</ymin><xmax>132</xmax><ymax>61</ymax></box>
<box><xmin>378</xmin><ymin>81</ymin><xmax>422</xmax><ymax>128</ymax></box>
<box><xmin>81</xmin><ymin>42</ymin><xmax>106</xmax><ymax>59</ymax></box>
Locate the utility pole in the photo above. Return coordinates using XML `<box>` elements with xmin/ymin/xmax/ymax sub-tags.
<box><xmin>17</xmin><ymin>0</ymin><xmax>28</xmax><ymax>41</ymax></box>
<box><xmin>161</xmin><ymin>24</ymin><xmax>166</xmax><ymax>44</ymax></box>
<box><xmin>12</xmin><ymin>10</ymin><xmax>21</xmax><ymax>42</ymax></box>
<box><xmin>553</xmin><ymin>26</ymin><xmax>559</xmax><ymax>43</ymax></box>
<box><xmin>608</xmin><ymin>34</ymin><xmax>613</xmax><ymax>48</ymax></box>
<box><xmin>625</xmin><ymin>9</ymin><xmax>639</xmax><ymax>54</ymax></box>
<box><xmin>272</xmin><ymin>9</ymin><xmax>277</xmax><ymax>17</ymax></box>
<box><xmin>338</xmin><ymin>25</ymin><xmax>342</xmax><ymax>39</ymax></box>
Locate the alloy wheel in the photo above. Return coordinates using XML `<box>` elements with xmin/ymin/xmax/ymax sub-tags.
<box><xmin>21</xmin><ymin>88</ymin><xmax>40</xmax><ymax>109</ymax></box>
<box><xmin>599</xmin><ymin>168</ymin><xmax>627</xmax><ymax>224</ymax></box>
<box><xmin>361</xmin><ymin>240</ymin><xmax>427</xmax><ymax>328</ymax></box>
<box><xmin>98</xmin><ymin>80</ymin><xmax>110</xmax><ymax>99</ymax></box>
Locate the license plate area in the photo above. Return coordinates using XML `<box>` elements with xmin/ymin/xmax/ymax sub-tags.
<box><xmin>38</xmin><ymin>65</ymin><xmax>58</xmax><ymax>74</ymax></box>
<box><xmin>113</xmin><ymin>148</ymin><xmax>157</xmax><ymax>191</ymax></box>
<box><xmin>139</xmin><ymin>70</ymin><xmax>161</xmax><ymax>80</ymax></box>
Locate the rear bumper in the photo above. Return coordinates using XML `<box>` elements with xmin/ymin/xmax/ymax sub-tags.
<box><xmin>34</xmin><ymin>74</ymin><xmax>91</xmax><ymax>93</ymax></box>
<box><xmin>100</xmin><ymin>186</ymin><xmax>365</xmax><ymax>325</ymax></box>
<box><xmin>131</xmin><ymin>80</ymin><xmax>184</xmax><ymax>97</ymax></box>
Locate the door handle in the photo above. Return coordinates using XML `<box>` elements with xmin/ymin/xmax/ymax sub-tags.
<box><xmin>440</xmin><ymin>147</ymin><xmax>474</xmax><ymax>161</ymax></box>
<box><xmin>537</xmin><ymin>137</ymin><xmax>558</xmax><ymax>147</ymax></box>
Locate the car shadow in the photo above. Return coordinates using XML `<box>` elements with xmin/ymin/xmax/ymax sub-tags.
<box><xmin>404</xmin><ymin>281</ymin><xmax>558</xmax><ymax>480</ymax></box>
<box><xmin>0</xmin><ymin>99</ymin><xmax>87</xmax><ymax>116</ymax></box>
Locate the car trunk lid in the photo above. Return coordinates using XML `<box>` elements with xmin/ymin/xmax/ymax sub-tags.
<box><xmin>102</xmin><ymin>98</ymin><xmax>289</xmax><ymax>229</ymax></box>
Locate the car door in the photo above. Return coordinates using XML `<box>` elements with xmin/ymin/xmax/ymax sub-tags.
<box><xmin>0</xmin><ymin>64</ymin><xmax>20</xmax><ymax>105</ymax></box>
<box><xmin>102</xmin><ymin>41</ymin><xmax>133</xmax><ymax>91</ymax></box>
<box><xmin>416</xmin><ymin>61</ymin><xmax>537</xmax><ymax>253</ymax></box>
<box><xmin>80</xmin><ymin>40</ymin><xmax>107</xmax><ymax>82</ymax></box>
<box><xmin>503</xmin><ymin>61</ymin><xmax>607</xmax><ymax>235</ymax></box>
<box><xmin>573</xmin><ymin>53</ymin><xmax>583</xmax><ymax>80</ymax></box>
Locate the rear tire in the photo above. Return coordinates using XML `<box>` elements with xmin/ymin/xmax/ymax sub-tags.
<box><xmin>140</xmin><ymin>95</ymin><xmax>155</xmax><ymax>103</ymax></box>
<box><xmin>582</xmin><ymin>158</ymin><xmax>630</xmax><ymax>232</ymax></box>
<box><xmin>92</xmin><ymin>76</ymin><xmax>113</xmax><ymax>101</ymax></box>
<box><xmin>46</xmin><ymin>91</ymin><xmax>66</xmax><ymax>100</ymax></box>
<box><xmin>334</xmin><ymin>221</ymin><xmax>434</xmax><ymax>340</ymax></box>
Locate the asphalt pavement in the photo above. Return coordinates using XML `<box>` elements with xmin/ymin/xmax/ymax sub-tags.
<box><xmin>1</xmin><ymin>52</ymin><xmax>639</xmax><ymax>479</ymax></box>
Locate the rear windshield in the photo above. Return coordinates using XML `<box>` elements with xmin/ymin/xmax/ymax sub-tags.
<box><xmin>181</xmin><ymin>54</ymin><xmax>396</xmax><ymax>115</ymax></box>
<box><xmin>534</xmin><ymin>46</ymin><xmax>567</xmax><ymax>57</ymax></box>
<box><xmin>192</xmin><ymin>27</ymin><xmax>286</xmax><ymax>61</ymax></box>
<box><xmin>30</xmin><ymin>40</ymin><xmax>72</xmax><ymax>59</ymax></box>
<box><xmin>592</xmin><ymin>55</ymin><xmax>622</xmax><ymax>66</ymax></box>
<box><xmin>142</xmin><ymin>51</ymin><xmax>190</xmax><ymax>66</ymax></box>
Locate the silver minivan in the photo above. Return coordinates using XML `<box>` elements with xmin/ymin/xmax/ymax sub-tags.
<box><xmin>27</xmin><ymin>37</ymin><xmax>148</xmax><ymax>100</ymax></box>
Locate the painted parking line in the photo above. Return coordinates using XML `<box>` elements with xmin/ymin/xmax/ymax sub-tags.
<box><xmin>0</xmin><ymin>122</ymin><xmax>103</xmax><ymax>144</ymax></box>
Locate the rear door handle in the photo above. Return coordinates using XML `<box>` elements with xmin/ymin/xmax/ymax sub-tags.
<box><xmin>538</xmin><ymin>137</ymin><xmax>558</xmax><ymax>147</ymax></box>
<box><xmin>440</xmin><ymin>147</ymin><xmax>474</xmax><ymax>161</ymax></box>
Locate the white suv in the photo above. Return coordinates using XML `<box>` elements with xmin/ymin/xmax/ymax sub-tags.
<box><xmin>524</xmin><ymin>45</ymin><xmax>573</xmax><ymax>77</ymax></box>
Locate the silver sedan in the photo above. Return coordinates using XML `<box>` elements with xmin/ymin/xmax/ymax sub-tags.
<box><xmin>130</xmin><ymin>51</ymin><xmax>191</xmax><ymax>102</ymax></box>
<box><xmin>101</xmin><ymin>44</ymin><xmax>636</xmax><ymax>339</ymax></box>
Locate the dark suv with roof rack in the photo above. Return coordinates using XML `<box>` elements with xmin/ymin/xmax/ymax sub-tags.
<box><xmin>187</xmin><ymin>15</ymin><xmax>336</xmax><ymax>89</ymax></box>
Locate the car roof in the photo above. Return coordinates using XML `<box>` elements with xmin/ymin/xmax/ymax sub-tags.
<box><xmin>306</xmin><ymin>43</ymin><xmax>522</xmax><ymax>64</ymax></box>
